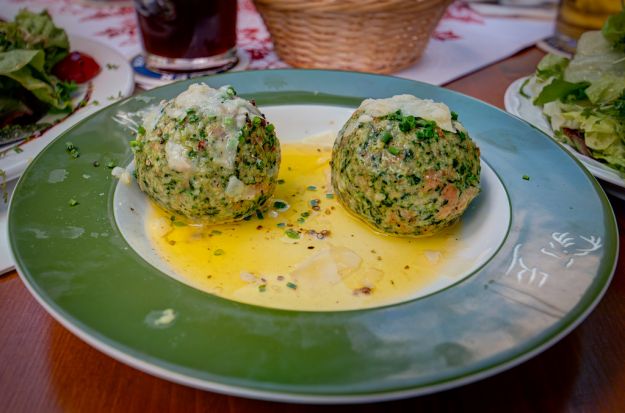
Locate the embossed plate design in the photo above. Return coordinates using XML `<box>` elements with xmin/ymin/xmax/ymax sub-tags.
<box><xmin>8</xmin><ymin>70</ymin><xmax>617</xmax><ymax>403</ymax></box>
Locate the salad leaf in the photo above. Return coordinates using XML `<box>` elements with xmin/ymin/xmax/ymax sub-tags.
<box><xmin>0</xmin><ymin>49</ymin><xmax>71</xmax><ymax>110</ymax></box>
<box><xmin>536</xmin><ymin>54</ymin><xmax>569</xmax><ymax>80</ymax></box>
<box><xmin>0</xmin><ymin>10</ymin><xmax>69</xmax><ymax>71</ymax></box>
<box><xmin>602</xmin><ymin>8</ymin><xmax>625</xmax><ymax>52</ymax></box>
<box><xmin>526</xmin><ymin>14</ymin><xmax>625</xmax><ymax>177</ymax></box>
<box><xmin>533</xmin><ymin>78</ymin><xmax>590</xmax><ymax>105</ymax></box>
<box><xmin>585</xmin><ymin>74</ymin><xmax>625</xmax><ymax>104</ymax></box>
<box><xmin>0</xmin><ymin>9</ymin><xmax>73</xmax><ymax>129</ymax></box>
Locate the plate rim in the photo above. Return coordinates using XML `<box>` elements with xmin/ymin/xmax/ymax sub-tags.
<box><xmin>8</xmin><ymin>69</ymin><xmax>619</xmax><ymax>403</ymax></box>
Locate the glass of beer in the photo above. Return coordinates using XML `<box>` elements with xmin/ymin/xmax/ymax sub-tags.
<box><xmin>552</xmin><ymin>0</ymin><xmax>623</xmax><ymax>54</ymax></box>
<box><xmin>133</xmin><ymin>0</ymin><xmax>238</xmax><ymax>73</ymax></box>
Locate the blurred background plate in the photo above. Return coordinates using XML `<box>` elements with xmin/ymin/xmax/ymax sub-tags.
<box><xmin>504</xmin><ymin>76</ymin><xmax>625</xmax><ymax>198</ymax></box>
<box><xmin>0</xmin><ymin>35</ymin><xmax>134</xmax><ymax>182</ymax></box>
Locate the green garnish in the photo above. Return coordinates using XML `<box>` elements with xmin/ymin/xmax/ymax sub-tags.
<box><xmin>65</xmin><ymin>142</ymin><xmax>79</xmax><ymax>158</ymax></box>
<box><xmin>68</xmin><ymin>198</ymin><xmax>79</xmax><ymax>206</ymax></box>
<box><xmin>137</xmin><ymin>125</ymin><xmax>146</xmax><ymax>135</ymax></box>
<box><xmin>106</xmin><ymin>161</ymin><xmax>117</xmax><ymax>169</ymax></box>
<box><xmin>325</xmin><ymin>193</ymin><xmax>334</xmax><ymax>199</ymax></box>
<box><xmin>380</xmin><ymin>131</ymin><xmax>393</xmax><ymax>144</ymax></box>
<box><xmin>285</xmin><ymin>229</ymin><xmax>300</xmax><ymax>239</ymax></box>
<box><xmin>286</xmin><ymin>282</ymin><xmax>297</xmax><ymax>290</ymax></box>
<box><xmin>258</xmin><ymin>284</ymin><xmax>267</xmax><ymax>292</ymax></box>
<box><xmin>273</xmin><ymin>200</ymin><xmax>288</xmax><ymax>209</ymax></box>
<box><xmin>451</xmin><ymin>111</ymin><xmax>459</xmax><ymax>121</ymax></box>
<box><xmin>256</xmin><ymin>210</ymin><xmax>264</xmax><ymax>220</ymax></box>
<box><xmin>277</xmin><ymin>179</ymin><xmax>286</xmax><ymax>184</ymax></box>
<box><xmin>388</xmin><ymin>147</ymin><xmax>400</xmax><ymax>156</ymax></box>
<box><xmin>129</xmin><ymin>140</ymin><xmax>143</xmax><ymax>152</ymax></box>
<box><xmin>522</xmin><ymin>175</ymin><xmax>530</xmax><ymax>181</ymax></box>
<box><xmin>214</xmin><ymin>249</ymin><xmax>225</xmax><ymax>256</ymax></box>
<box><xmin>307</xmin><ymin>185</ymin><xmax>317</xmax><ymax>191</ymax></box>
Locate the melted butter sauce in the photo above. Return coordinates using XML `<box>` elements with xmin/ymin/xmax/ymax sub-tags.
<box><xmin>146</xmin><ymin>142</ymin><xmax>466</xmax><ymax>311</ymax></box>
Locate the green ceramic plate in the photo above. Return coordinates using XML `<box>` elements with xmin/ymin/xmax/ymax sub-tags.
<box><xmin>9</xmin><ymin>70</ymin><xmax>617</xmax><ymax>403</ymax></box>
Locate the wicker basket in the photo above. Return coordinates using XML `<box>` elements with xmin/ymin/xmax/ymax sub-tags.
<box><xmin>253</xmin><ymin>0</ymin><xmax>453</xmax><ymax>73</ymax></box>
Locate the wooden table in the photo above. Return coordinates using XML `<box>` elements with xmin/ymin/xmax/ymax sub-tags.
<box><xmin>1</xmin><ymin>48</ymin><xmax>624</xmax><ymax>412</ymax></box>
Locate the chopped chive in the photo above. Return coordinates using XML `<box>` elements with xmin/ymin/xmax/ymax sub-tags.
<box><xmin>297</xmin><ymin>217</ymin><xmax>305</xmax><ymax>224</ymax></box>
<box><xmin>301</xmin><ymin>211</ymin><xmax>310</xmax><ymax>218</ymax></box>
<box><xmin>258</xmin><ymin>284</ymin><xmax>267</xmax><ymax>292</ymax></box>
<box><xmin>309</xmin><ymin>199</ymin><xmax>319</xmax><ymax>207</ymax></box>
<box><xmin>277</xmin><ymin>222</ymin><xmax>286</xmax><ymax>228</ymax></box>
<box><xmin>286</xmin><ymin>282</ymin><xmax>297</xmax><ymax>290</ymax></box>
<box><xmin>137</xmin><ymin>125</ymin><xmax>146</xmax><ymax>135</ymax></box>
<box><xmin>211</xmin><ymin>230</ymin><xmax>222</xmax><ymax>235</ymax></box>
<box><xmin>388</xmin><ymin>147</ymin><xmax>401</xmax><ymax>156</ymax></box>
<box><xmin>306</xmin><ymin>185</ymin><xmax>317</xmax><ymax>191</ymax></box>
<box><xmin>285</xmin><ymin>229</ymin><xmax>300</xmax><ymax>239</ymax></box>
<box><xmin>173</xmin><ymin>221</ymin><xmax>187</xmax><ymax>227</ymax></box>
<box><xmin>214</xmin><ymin>249</ymin><xmax>225</xmax><ymax>256</ymax></box>
<box><xmin>277</xmin><ymin>179</ymin><xmax>285</xmax><ymax>184</ymax></box>
<box><xmin>325</xmin><ymin>193</ymin><xmax>334</xmax><ymax>199</ymax></box>
<box><xmin>68</xmin><ymin>198</ymin><xmax>79</xmax><ymax>207</ymax></box>
<box><xmin>380</xmin><ymin>131</ymin><xmax>393</xmax><ymax>144</ymax></box>
<box><xmin>256</xmin><ymin>210</ymin><xmax>264</xmax><ymax>220</ymax></box>
<box><xmin>273</xmin><ymin>200</ymin><xmax>288</xmax><ymax>210</ymax></box>
<box><xmin>522</xmin><ymin>175</ymin><xmax>530</xmax><ymax>180</ymax></box>
<box><xmin>106</xmin><ymin>160</ymin><xmax>117</xmax><ymax>169</ymax></box>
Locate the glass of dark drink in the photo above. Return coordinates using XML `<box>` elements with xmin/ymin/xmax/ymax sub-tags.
<box><xmin>134</xmin><ymin>0</ymin><xmax>238</xmax><ymax>73</ymax></box>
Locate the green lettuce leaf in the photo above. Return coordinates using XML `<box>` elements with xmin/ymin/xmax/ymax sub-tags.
<box><xmin>0</xmin><ymin>10</ymin><xmax>69</xmax><ymax>71</ymax></box>
<box><xmin>0</xmin><ymin>9</ymin><xmax>73</xmax><ymax>118</ymax></box>
<box><xmin>533</xmin><ymin>78</ymin><xmax>590</xmax><ymax>105</ymax></box>
<box><xmin>602</xmin><ymin>9</ymin><xmax>625</xmax><ymax>52</ymax></box>
<box><xmin>0</xmin><ymin>49</ymin><xmax>71</xmax><ymax>110</ymax></box>
<box><xmin>536</xmin><ymin>54</ymin><xmax>569</xmax><ymax>80</ymax></box>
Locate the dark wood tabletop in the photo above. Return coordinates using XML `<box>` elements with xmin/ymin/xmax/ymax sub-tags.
<box><xmin>1</xmin><ymin>47</ymin><xmax>624</xmax><ymax>413</ymax></box>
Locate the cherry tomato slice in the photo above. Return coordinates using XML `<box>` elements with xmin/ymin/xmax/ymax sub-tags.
<box><xmin>53</xmin><ymin>51</ymin><xmax>101</xmax><ymax>84</ymax></box>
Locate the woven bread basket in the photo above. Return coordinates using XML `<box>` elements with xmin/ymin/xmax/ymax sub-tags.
<box><xmin>253</xmin><ymin>0</ymin><xmax>453</xmax><ymax>73</ymax></box>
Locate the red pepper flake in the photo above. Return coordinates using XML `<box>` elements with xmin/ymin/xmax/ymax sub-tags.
<box><xmin>198</xmin><ymin>140</ymin><xmax>207</xmax><ymax>150</ymax></box>
<box><xmin>353</xmin><ymin>287</ymin><xmax>372</xmax><ymax>296</ymax></box>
